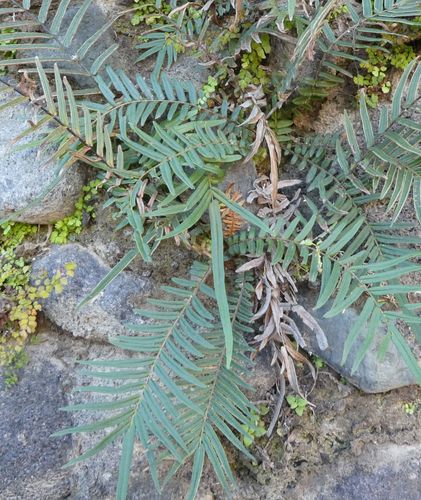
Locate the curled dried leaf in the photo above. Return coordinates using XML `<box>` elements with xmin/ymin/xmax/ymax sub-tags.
<box><xmin>220</xmin><ymin>184</ymin><xmax>245</xmax><ymax>236</ymax></box>
<box><xmin>292</xmin><ymin>305</ymin><xmax>328</xmax><ymax>351</ymax></box>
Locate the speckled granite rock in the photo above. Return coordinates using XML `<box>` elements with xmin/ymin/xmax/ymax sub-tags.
<box><xmin>295</xmin><ymin>287</ymin><xmax>418</xmax><ymax>393</ymax></box>
<box><xmin>0</xmin><ymin>358</ymin><xmax>72</xmax><ymax>498</ymax></box>
<box><xmin>0</xmin><ymin>96</ymin><xmax>85</xmax><ymax>224</ymax></box>
<box><xmin>31</xmin><ymin>244</ymin><xmax>151</xmax><ymax>341</ymax></box>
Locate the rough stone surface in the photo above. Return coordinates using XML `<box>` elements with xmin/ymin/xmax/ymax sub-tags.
<box><xmin>0</xmin><ymin>357</ymin><xmax>72</xmax><ymax>498</ymax></box>
<box><xmin>276</xmin><ymin>443</ymin><xmax>421</xmax><ymax>500</ymax></box>
<box><xmin>31</xmin><ymin>244</ymin><xmax>152</xmax><ymax>341</ymax></box>
<box><xmin>165</xmin><ymin>55</ymin><xmax>210</xmax><ymax>91</ymax></box>
<box><xmin>0</xmin><ymin>97</ymin><xmax>85</xmax><ymax>224</ymax></box>
<box><xmin>218</xmin><ymin>160</ymin><xmax>258</xmax><ymax>201</ymax></box>
<box><xmin>294</xmin><ymin>287</ymin><xmax>418</xmax><ymax>393</ymax></box>
<box><xmin>244</xmin><ymin>349</ymin><xmax>277</xmax><ymax>399</ymax></box>
<box><xmin>321</xmin><ymin>444</ymin><xmax>421</xmax><ymax>500</ymax></box>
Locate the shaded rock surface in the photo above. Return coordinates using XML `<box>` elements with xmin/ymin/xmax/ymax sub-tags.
<box><xmin>218</xmin><ymin>160</ymin><xmax>257</xmax><ymax>201</ymax></box>
<box><xmin>314</xmin><ymin>443</ymin><xmax>421</xmax><ymax>500</ymax></box>
<box><xmin>295</xmin><ymin>287</ymin><xmax>418</xmax><ymax>393</ymax></box>
<box><xmin>0</xmin><ymin>96</ymin><xmax>85</xmax><ymax>224</ymax></box>
<box><xmin>0</xmin><ymin>327</ymin><xmax>165</xmax><ymax>499</ymax></box>
<box><xmin>0</xmin><ymin>355</ymin><xmax>72</xmax><ymax>498</ymax></box>
<box><xmin>31</xmin><ymin>244</ymin><xmax>151</xmax><ymax>341</ymax></box>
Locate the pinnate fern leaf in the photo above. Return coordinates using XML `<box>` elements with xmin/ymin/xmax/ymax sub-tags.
<box><xmin>56</xmin><ymin>262</ymin><xmax>257</xmax><ymax>498</ymax></box>
<box><xmin>0</xmin><ymin>0</ymin><xmax>119</xmax><ymax>79</ymax></box>
<box><xmin>340</xmin><ymin>60</ymin><xmax>421</xmax><ymax>223</ymax></box>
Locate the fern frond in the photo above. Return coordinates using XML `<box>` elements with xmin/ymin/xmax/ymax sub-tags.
<box><xmin>318</xmin><ymin>0</ymin><xmax>420</xmax><ymax>76</ymax></box>
<box><xmin>283</xmin><ymin>0</ymin><xmax>420</xmax><ymax>101</ymax></box>
<box><xmin>121</xmin><ymin>120</ymin><xmax>243</xmax><ymax>193</ymax></box>
<box><xmin>292</xmin><ymin>71</ymin><xmax>344</xmax><ymax>109</ymax></box>
<box><xmin>56</xmin><ymin>261</ymin><xmax>257</xmax><ymax>498</ymax></box>
<box><xmin>340</xmin><ymin>59</ymin><xmax>421</xmax><ymax>223</ymax></box>
<box><xmin>227</xmin><ymin>112</ymin><xmax>421</xmax><ymax>381</ymax></box>
<box><xmin>96</xmin><ymin>70</ymin><xmax>201</xmax><ymax>123</ymax></box>
<box><xmin>136</xmin><ymin>11</ymin><xmax>209</xmax><ymax>75</ymax></box>
<box><xmin>0</xmin><ymin>0</ymin><xmax>120</xmax><ymax>79</ymax></box>
<box><xmin>283</xmin><ymin>0</ymin><xmax>338</xmax><ymax>90</ymax></box>
<box><xmin>227</xmin><ymin>216</ymin><xmax>421</xmax><ymax>383</ymax></box>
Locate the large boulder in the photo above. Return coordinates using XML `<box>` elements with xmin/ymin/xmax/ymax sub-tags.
<box><xmin>295</xmin><ymin>287</ymin><xmax>419</xmax><ymax>393</ymax></box>
<box><xmin>0</xmin><ymin>96</ymin><xmax>85</xmax><ymax>224</ymax></box>
<box><xmin>31</xmin><ymin>244</ymin><xmax>152</xmax><ymax>341</ymax></box>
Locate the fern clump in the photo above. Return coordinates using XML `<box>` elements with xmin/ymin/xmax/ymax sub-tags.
<box><xmin>55</xmin><ymin>263</ymin><xmax>257</xmax><ymax>498</ymax></box>
<box><xmin>0</xmin><ymin>0</ymin><xmax>419</xmax><ymax>496</ymax></box>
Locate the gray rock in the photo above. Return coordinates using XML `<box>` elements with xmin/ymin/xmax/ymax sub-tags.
<box><xmin>0</xmin><ymin>359</ymin><xmax>72</xmax><ymax>498</ymax></box>
<box><xmin>295</xmin><ymin>287</ymin><xmax>418</xmax><ymax>393</ymax></box>
<box><xmin>164</xmin><ymin>55</ymin><xmax>209</xmax><ymax>91</ymax></box>
<box><xmin>218</xmin><ymin>160</ymin><xmax>257</xmax><ymax>201</ymax></box>
<box><xmin>31</xmin><ymin>244</ymin><xmax>151</xmax><ymax>341</ymax></box>
<box><xmin>0</xmin><ymin>97</ymin><xmax>85</xmax><ymax>224</ymax></box>
<box><xmin>0</xmin><ymin>327</ymin><xmax>164</xmax><ymax>499</ymax></box>
<box><xmin>244</xmin><ymin>349</ymin><xmax>277</xmax><ymax>399</ymax></box>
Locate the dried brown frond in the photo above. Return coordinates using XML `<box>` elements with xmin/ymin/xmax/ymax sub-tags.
<box><xmin>220</xmin><ymin>183</ymin><xmax>245</xmax><ymax>237</ymax></box>
<box><xmin>237</xmin><ymin>255</ymin><xmax>318</xmax><ymax>404</ymax></box>
<box><xmin>240</xmin><ymin>86</ymin><xmax>282</xmax><ymax>208</ymax></box>
<box><xmin>236</xmin><ymin>222</ymin><xmax>328</xmax><ymax>435</ymax></box>
<box><xmin>247</xmin><ymin>175</ymin><xmax>301</xmax><ymax>224</ymax></box>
